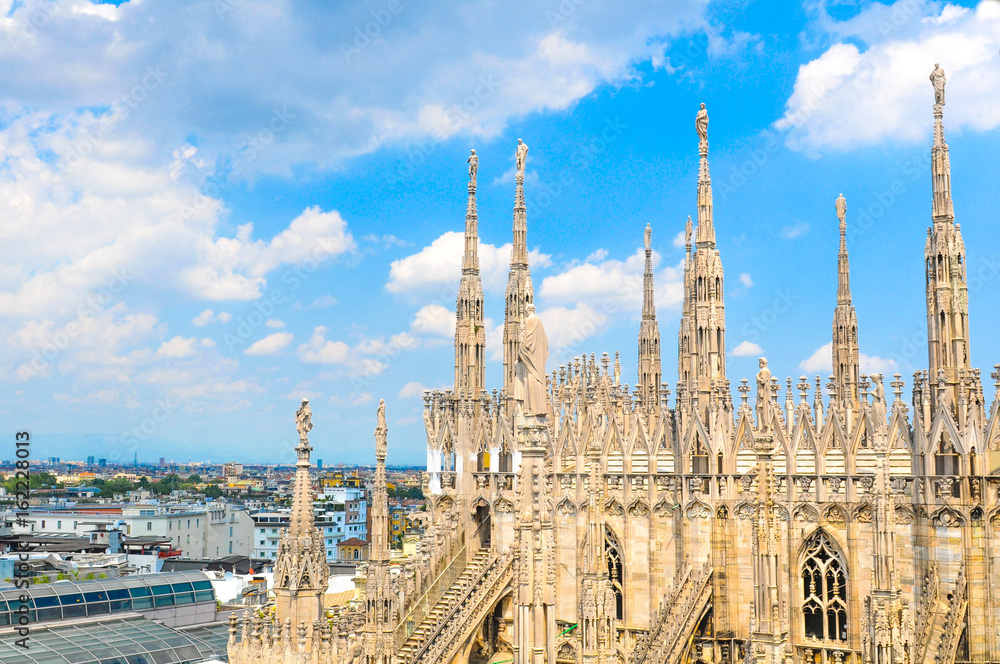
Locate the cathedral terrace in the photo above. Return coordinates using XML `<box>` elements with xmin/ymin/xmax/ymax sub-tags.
<box><xmin>228</xmin><ymin>66</ymin><xmax>1000</xmax><ymax>664</ymax></box>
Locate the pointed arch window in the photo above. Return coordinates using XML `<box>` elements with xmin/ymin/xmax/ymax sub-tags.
<box><xmin>935</xmin><ymin>433</ymin><xmax>960</xmax><ymax>476</ymax></box>
<box><xmin>801</xmin><ymin>530</ymin><xmax>847</xmax><ymax>642</ymax></box>
<box><xmin>498</xmin><ymin>439</ymin><xmax>512</xmax><ymax>473</ymax></box>
<box><xmin>604</xmin><ymin>528</ymin><xmax>624</xmax><ymax>621</ymax></box>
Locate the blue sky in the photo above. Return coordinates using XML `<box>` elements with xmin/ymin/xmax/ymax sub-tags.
<box><xmin>0</xmin><ymin>0</ymin><xmax>998</xmax><ymax>465</ymax></box>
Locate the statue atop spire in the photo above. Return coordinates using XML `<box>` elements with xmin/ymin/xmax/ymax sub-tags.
<box><xmin>696</xmin><ymin>102</ymin><xmax>709</xmax><ymax>143</ymax></box>
<box><xmin>295</xmin><ymin>398</ymin><xmax>312</xmax><ymax>444</ymax></box>
<box><xmin>515</xmin><ymin>138</ymin><xmax>528</xmax><ymax>175</ymax></box>
<box><xmin>375</xmin><ymin>398</ymin><xmax>387</xmax><ymax>460</ymax></box>
<box><xmin>930</xmin><ymin>63</ymin><xmax>946</xmax><ymax>106</ymax></box>
<box><xmin>468</xmin><ymin>148</ymin><xmax>478</xmax><ymax>186</ymax></box>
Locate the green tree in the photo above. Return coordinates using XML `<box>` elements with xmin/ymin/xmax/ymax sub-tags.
<box><xmin>203</xmin><ymin>484</ymin><xmax>223</xmax><ymax>499</ymax></box>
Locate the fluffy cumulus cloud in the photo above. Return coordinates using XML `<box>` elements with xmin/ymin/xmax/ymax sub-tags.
<box><xmin>244</xmin><ymin>332</ymin><xmax>294</xmax><ymax>356</ymax></box>
<box><xmin>0</xmin><ymin>0</ymin><xmax>707</xmax><ymax>179</ymax></box>
<box><xmin>397</xmin><ymin>381</ymin><xmax>447</xmax><ymax>399</ymax></box>
<box><xmin>386</xmin><ymin>231</ymin><xmax>551</xmax><ymax>295</ymax></box>
<box><xmin>410</xmin><ymin>304</ymin><xmax>456</xmax><ymax>338</ymax></box>
<box><xmin>778</xmin><ymin>1</ymin><xmax>1000</xmax><ymax>152</ymax></box>
<box><xmin>799</xmin><ymin>342</ymin><xmax>898</xmax><ymax>375</ymax></box>
<box><xmin>732</xmin><ymin>340</ymin><xmax>763</xmax><ymax>357</ymax></box>
<box><xmin>539</xmin><ymin>248</ymin><xmax>685</xmax><ymax>312</ymax></box>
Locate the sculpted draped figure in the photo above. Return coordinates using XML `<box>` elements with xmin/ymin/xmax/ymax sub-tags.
<box><xmin>756</xmin><ymin>358</ymin><xmax>772</xmax><ymax>430</ymax></box>
<box><xmin>696</xmin><ymin>102</ymin><xmax>709</xmax><ymax>142</ymax></box>
<box><xmin>644</xmin><ymin>223</ymin><xmax>652</xmax><ymax>250</ymax></box>
<box><xmin>295</xmin><ymin>398</ymin><xmax>312</xmax><ymax>443</ymax></box>
<box><xmin>517</xmin><ymin>303</ymin><xmax>549</xmax><ymax>416</ymax></box>
<box><xmin>515</xmin><ymin>138</ymin><xmax>528</xmax><ymax>175</ymax></box>
<box><xmin>930</xmin><ymin>63</ymin><xmax>946</xmax><ymax>105</ymax></box>
<box><xmin>836</xmin><ymin>193</ymin><xmax>847</xmax><ymax>225</ymax></box>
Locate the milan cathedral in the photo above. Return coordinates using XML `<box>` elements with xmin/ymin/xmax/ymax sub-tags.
<box><xmin>229</xmin><ymin>67</ymin><xmax>1000</xmax><ymax>664</ymax></box>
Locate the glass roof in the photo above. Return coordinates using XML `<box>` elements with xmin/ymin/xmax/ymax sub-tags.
<box><xmin>0</xmin><ymin>572</ymin><xmax>213</xmax><ymax>603</ymax></box>
<box><xmin>0</xmin><ymin>615</ymin><xmax>227</xmax><ymax>664</ymax></box>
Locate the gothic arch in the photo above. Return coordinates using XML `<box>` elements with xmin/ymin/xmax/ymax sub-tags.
<box><xmin>799</xmin><ymin>528</ymin><xmax>848</xmax><ymax>643</ymax></box>
<box><xmin>604</xmin><ymin>527</ymin><xmax>625</xmax><ymax>621</ymax></box>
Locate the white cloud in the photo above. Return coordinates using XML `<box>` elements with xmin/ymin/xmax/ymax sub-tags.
<box><xmin>265</xmin><ymin>319</ymin><xmax>285</xmax><ymax>329</ymax></box>
<box><xmin>309</xmin><ymin>295</ymin><xmax>338</xmax><ymax>309</ymax></box>
<box><xmin>732</xmin><ymin>340</ymin><xmax>763</xmax><ymax>357</ymax></box>
<box><xmin>860</xmin><ymin>354</ymin><xmax>898</xmax><ymax>376</ymax></box>
<box><xmin>193</xmin><ymin>309</ymin><xmax>232</xmax><ymax>326</ymax></box>
<box><xmin>330</xmin><ymin>392</ymin><xmax>374</xmax><ymax>407</ymax></box>
<box><xmin>397</xmin><ymin>381</ymin><xmax>446</xmax><ymax>399</ymax></box>
<box><xmin>156</xmin><ymin>336</ymin><xmax>199</xmax><ymax>359</ymax></box>
<box><xmin>245</xmin><ymin>332</ymin><xmax>294</xmax><ymax>356</ymax></box>
<box><xmin>781</xmin><ymin>223</ymin><xmax>810</xmax><ymax>239</ymax></box>
<box><xmin>411</xmin><ymin>304</ymin><xmax>456</xmax><ymax>338</ymax></box>
<box><xmin>778</xmin><ymin>1</ymin><xmax>1000</xmax><ymax>152</ymax></box>
<box><xmin>298</xmin><ymin>327</ymin><xmax>352</xmax><ymax>365</ymax></box>
<box><xmin>739</xmin><ymin>273</ymin><xmax>753</xmax><ymax>288</ymax></box>
<box><xmin>673</xmin><ymin>230</ymin><xmax>687</xmax><ymax>248</ymax></box>
<box><xmin>386</xmin><ymin>231</ymin><xmax>551</xmax><ymax>295</ymax></box>
<box><xmin>540</xmin><ymin>249</ymin><xmax>684</xmax><ymax>311</ymax></box>
<box><xmin>192</xmin><ymin>309</ymin><xmax>215</xmax><ymax>326</ymax></box>
<box><xmin>799</xmin><ymin>342</ymin><xmax>899</xmax><ymax>376</ymax></box>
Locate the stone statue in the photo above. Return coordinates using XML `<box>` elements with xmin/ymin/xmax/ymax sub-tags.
<box><xmin>872</xmin><ymin>374</ymin><xmax>887</xmax><ymax>427</ymax></box>
<box><xmin>836</xmin><ymin>193</ymin><xmax>847</xmax><ymax>225</ymax></box>
<box><xmin>644</xmin><ymin>223</ymin><xmax>652</xmax><ymax>251</ymax></box>
<box><xmin>755</xmin><ymin>358</ymin><xmax>772</xmax><ymax>429</ymax></box>
<box><xmin>516</xmin><ymin>303</ymin><xmax>549</xmax><ymax>416</ymax></box>
<box><xmin>930</xmin><ymin>63</ymin><xmax>946</xmax><ymax>105</ymax></box>
<box><xmin>696</xmin><ymin>103</ymin><xmax>709</xmax><ymax>142</ymax></box>
<box><xmin>685</xmin><ymin>216</ymin><xmax>693</xmax><ymax>246</ymax></box>
<box><xmin>468</xmin><ymin>149</ymin><xmax>478</xmax><ymax>186</ymax></box>
<box><xmin>295</xmin><ymin>398</ymin><xmax>313</xmax><ymax>443</ymax></box>
<box><xmin>515</xmin><ymin>139</ymin><xmax>528</xmax><ymax>175</ymax></box>
<box><xmin>375</xmin><ymin>399</ymin><xmax>387</xmax><ymax>457</ymax></box>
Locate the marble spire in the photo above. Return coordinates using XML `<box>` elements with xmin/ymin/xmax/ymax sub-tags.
<box><xmin>364</xmin><ymin>400</ymin><xmax>395</xmax><ymax>664</ymax></box>
<box><xmin>272</xmin><ymin>399</ymin><xmax>329</xmax><ymax>629</ymax></box>
<box><xmin>924</xmin><ymin>64</ymin><xmax>972</xmax><ymax>418</ymax></box>
<box><xmin>504</xmin><ymin>139</ymin><xmax>535</xmax><ymax>411</ymax></box>
<box><xmin>638</xmin><ymin>223</ymin><xmax>662</xmax><ymax>410</ymax></box>
<box><xmin>832</xmin><ymin>194</ymin><xmax>860</xmax><ymax>412</ymax></box>
<box><xmin>678</xmin><ymin>104</ymin><xmax>728</xmax><ymax>420</ymax></box>
<box><xmin>455</xmin><ymin>149</ymin><xmax>486</xmax><ymax>396</ymax></box>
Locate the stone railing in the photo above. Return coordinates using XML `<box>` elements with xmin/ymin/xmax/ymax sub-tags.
<box><xmin>798</xmin><ymin>645</ymin><xmax>855</xmax><ymax>664</ymax></box>
<box><xmin>630</xmin><ymin>562</ymin><xmax>712</xmax><ymax>664</ymax></box>
<box><xmin>395</xmin><ymin>519</ymin><xmax>472</xmax><ymax>641</ymax></box>
<box><xmin>406</xmin><ymin>549</ymin><xmax>514</xmax><ymax>664</ymax></box>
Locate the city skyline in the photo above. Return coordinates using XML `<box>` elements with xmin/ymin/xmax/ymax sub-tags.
<box><xmin>2</xmin><ymin>0</ymin><xmax>999</xmax><ymax>465</ymax></box>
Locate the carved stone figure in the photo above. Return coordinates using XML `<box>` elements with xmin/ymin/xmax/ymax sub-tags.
<box><xmin>756</xmin><ymin>358</ymin><xmax>772</xmax><ymax>429</ymax></box>
<box><xmin>644</xmin><ymin>223</ymin><xmax>652</xmax><ymax>250</ymax></box>
<box><xmin>930</xmin><ymin>63</ymin><xmax>946</xmax><ymax>105</ymax></box>
<box><xmin>872</xmin><ymin>373</ymin><xmax>887</xmax><ymax>427</ymax></box>
<box><xmin>295</xmin><ymin>398</ymin><xmax>312</xmax><ymax>443</ymax></box>
<box><xmin>515</xmin><ymin>138</ymin><xmax>528</xmax><ymax>175</ymax></box>
<box><xmin>517</xmin><ymin>303</ymin><xmax>549</xmax><ymax>416</ymax></box>
<box><xmin>696</xmin><ymin>103</ymin><xmax>709</xmax><ymax>142</ymax></box>
<box><xmin>836</xmin><ymin>193</ymin><xmax>847</xmax><ymax>225</ymax></box>
<box><xmin>468</xmin><ymin>149</ymin><xmax>478</xmax><ymax>186</ymax></box>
